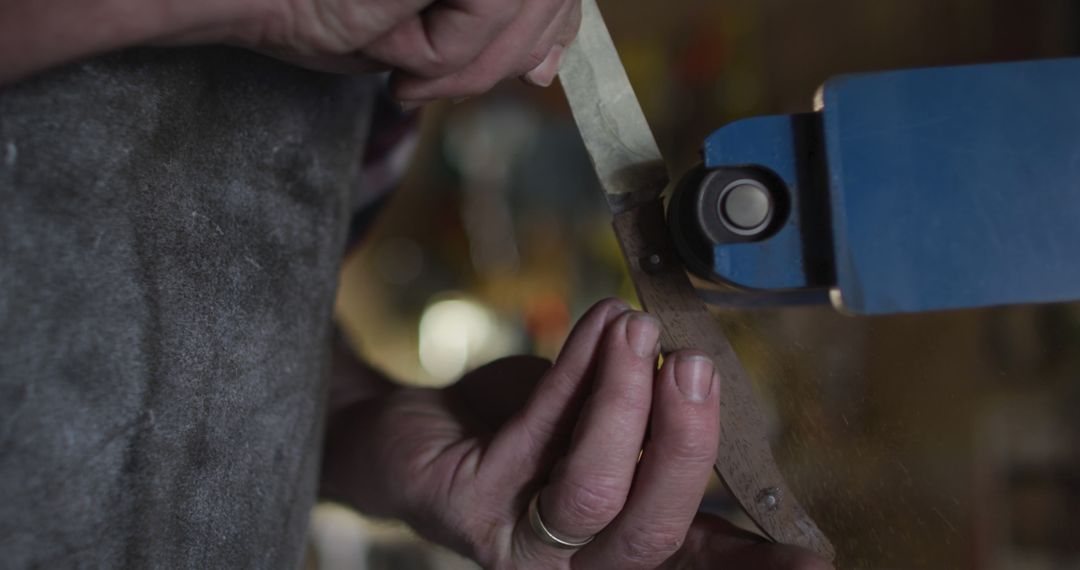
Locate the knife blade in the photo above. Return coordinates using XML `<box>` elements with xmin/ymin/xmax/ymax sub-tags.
<box><xmin>556</xmin><ymin>3</ymin><xmax>668</xmax><ymax>214</ymax></box>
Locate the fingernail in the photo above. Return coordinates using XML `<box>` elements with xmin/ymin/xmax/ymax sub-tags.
<box><xmin>625</xmin><ymin>313</ymin><xmax>660</xmax><ymax>358</ymax></box>
<box><xmin>452</xmin><ymin>97</ymin><xmax>470</xmax><ymax>105</ymax></box>
<box><xmin>674</xmin><ymin>355</ymin><xmax>714</xmax><ymax>402</ymax></box>
<box><xmin>523</xmin><ymin>44</ymin><xmax>565</xmax><ymax>87</ymax></box>
<box><xmin>398</xmin><ymin>100</ymin><xmax>425</xmax><ymax>112</ymax></box>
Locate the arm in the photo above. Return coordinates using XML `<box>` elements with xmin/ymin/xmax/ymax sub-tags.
<box><xmin>0</xmin><ymin>0</ymin><xmax>248</xmax><ymax>84</ymax></box>
<box><xmin>0</xmin><ymin>0</ymin><xmax>578</xmax><ymax>99</ymax></box>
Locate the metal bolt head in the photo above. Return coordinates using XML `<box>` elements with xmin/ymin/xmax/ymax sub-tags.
<box><xmin>756</xmin><ymin>487</ymin><xmax>781</xmax><ymax>511</ymax></box>
<box><xmin>641</xmin><ymin>252</ymin><xmax>663</xmax><ymax>274</ymax></box>
<box><xmin>719</xmin><ymin>180</ymin><xmax>773</xmax><ymax>236</ymax></box>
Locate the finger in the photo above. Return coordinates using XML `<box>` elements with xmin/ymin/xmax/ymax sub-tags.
<box><xmin>665</xmin><ymin>514</ymin><xmax>835</xmax><ymax>570</ymax></box>
<box><xmin>574</xmin><ymin>351</ymin><xmax>719</xmax><ymax>568</ymax></box>
<box><xmin>557</xmin><ymin>0</ymin><xmax>583</xmax><ymax>46</ymax></box>
<box><xmin>363</xmin><ymin>0</ymin><xmax>522</xmax><ymax>79</ymax></box>
<box><xmin>523</xmin><ymin>0</ymin><xmax>581</xmax><ymax>86</ymax></box>
<box><xmin>482</xmin><ymin>298</ymin><xmax>630</xmax><ymax>479</ymax></box>
<box><xmin>519</xmin><ymin>0</ymin><xmax>574</xmax><ymax>86</ymax></box>
<box><xmin>275</xmin><ymin>0</ymin><xmax>432</xmax><ymax>54</ymax></box>
<box><xmin>392</xmin><ymin>0</ymin><xmax>570</xmax><ymax>100</ymax></box>
<box><xmin>512</xmin><ymin>311</ymin><xmax>661</xmax><ymax>564</ymax></box>
<box><xmin>498</xmin><ymin>0</ymin><xmax>576</xmax><ymax>78</ymax></box>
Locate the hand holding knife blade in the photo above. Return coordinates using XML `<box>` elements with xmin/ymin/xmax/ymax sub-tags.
<box><xmin>558</xmin><ymin>0</ymin><xmax>835</xmax><ymax>560</ymax></box>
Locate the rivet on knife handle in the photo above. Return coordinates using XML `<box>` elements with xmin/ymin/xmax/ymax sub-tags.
<box><xmin>558</xmin><ymin>0</ymin><xmax>835</xmax><ymax>560</ymax></box>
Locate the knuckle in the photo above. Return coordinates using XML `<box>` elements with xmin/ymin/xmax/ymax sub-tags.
<box><xmin>618</xmin><ymin>526</ymin><xmax>683</xmax><ymax>566</ymax></box>
<box><xmin>516</xmin><ymin>413</ymin><xmax>559</xmax><ymax>454</ymax></box>
<box><xmin>583</xmin><ymin>389</ymin><xmax>649</xmax><ymax>422</ymax></box>
<box><xmin>609</xmin><ymin>385</ymin><xmax>652</xmax><ymax>416</ymax></box>
<box><xmin>543</xmin><ymin>365</ymin><xmax>581</xmax><ymax>400</ymax></box>
<box><xmin>556</xmin><ymin>478</ymin><xmax>625</xmax><ymax>526</ymax></box>
<box><xmin>659</xmin><ymin>410</ymin><xmax>717</xmax><ymax>462</ymax></box>
<box><xmin>665</xmin><ymin>435</ymin><xmax>717</xmax><ymax>465</ymax></box>
<box><xmin>480</xmin><ymin>0</ymin><xmax>522</xmax><ymax>30</ymax></box>
<box><xmin>501</xmin><ymin>0</ymin><xmax>526</xmax><ymax>25</ymax></box>
<box><xmin>296</xmin><ymin>1</ymin><xmax>377</xmax><ymax>53</ymax></box>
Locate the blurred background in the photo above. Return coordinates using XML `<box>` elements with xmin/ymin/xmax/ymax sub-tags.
<box><xmin>313</xmin><ymin>0</ymin><xmax>1080</xmax><ymax>568</ymax></box>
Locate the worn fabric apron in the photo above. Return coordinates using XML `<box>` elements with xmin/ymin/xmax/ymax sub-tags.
<box><xmin>0</xmin><ymin>47</ymin><xmax>376</xmax><ymax>568</ymax></box>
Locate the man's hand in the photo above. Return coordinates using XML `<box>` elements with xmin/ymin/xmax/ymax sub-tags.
<box><xmin>322</xmin><ymin>299</ymin><xmax>832</xmax><ymax>568</ymax></box>
<box><xmin>1</xmin><ymin>0</ymin><xmax>580</xmax><ymax>98</ymax></box>
<box><xmin>243</xmin><ymin>0</ymin><xmax>582</xmax><ymax>102</ymax></box>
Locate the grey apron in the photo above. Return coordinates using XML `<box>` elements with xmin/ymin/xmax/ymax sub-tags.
<box><xmin>0</xmin><ymin>47</ymin><xmax>376</xmax><ymax>568</ymax></box>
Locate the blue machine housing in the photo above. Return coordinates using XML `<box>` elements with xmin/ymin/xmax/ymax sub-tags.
<box><xmin>702</xmin><ymin>114</ymin><xmax>833</xmax><ymax>292</ymax></box>
<box><xmin>697</xmin><ymin>57</ymin><xmax>1080</xmax><ymax>315</ymax></box>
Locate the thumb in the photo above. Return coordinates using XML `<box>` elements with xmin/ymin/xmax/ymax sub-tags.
<box><xmin>673</xmin><ymin>514</ymin><xmax>836</xmax><ymax>570</ymax></box>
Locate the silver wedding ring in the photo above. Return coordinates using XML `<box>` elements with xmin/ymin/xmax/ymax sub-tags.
<box><xmin>527</xmin><ymin>491</ymin><xmax>596</xmax><ymax>550</ymax></box>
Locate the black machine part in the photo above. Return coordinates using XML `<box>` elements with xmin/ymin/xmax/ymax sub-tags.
<box><xmin>667</xmin><ymin>164</ymin><xmax>790</xmax><ymax>282</ymax></box>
